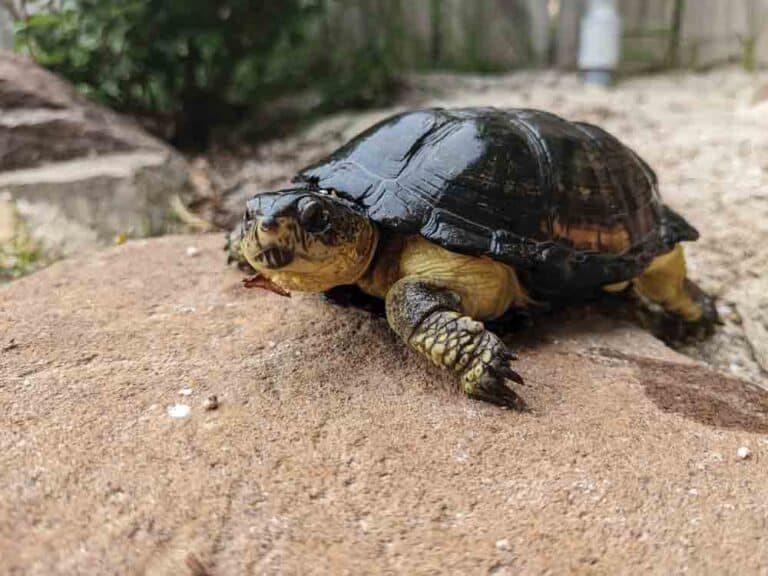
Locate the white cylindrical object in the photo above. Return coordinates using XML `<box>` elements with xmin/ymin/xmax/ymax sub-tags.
<box><xmin>578</xmin><ymin>0</ymin><xmax>622</xmax><ymax>73</ymax></box>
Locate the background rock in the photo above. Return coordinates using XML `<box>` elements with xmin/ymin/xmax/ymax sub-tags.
<box><xmin>0</xmin><ymin>53</ymin><xmax>191</xmax><ymax>256</ymax></box>
<box><xmin>735</xmin><ymin>275</ymin><xmax>768</xmax><ymax>373</ymax></box>
<box><xmin>2</xmin><ymin>234</ymin><xmax>768</xmax><ymax>574</ymax></box>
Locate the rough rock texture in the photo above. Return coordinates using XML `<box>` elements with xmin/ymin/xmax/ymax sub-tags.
<box><xmin>3</xmin><ymin>234</ymin><xmax>768</xmax><ymax>574</ymax></box>
<box><xmin>735</xmin><ymin>276</ymin><xmax>768</xmax><ymax>373</ymax></box>
<box><xmin>0</xmin><ymin>53</ymin><xmax>160</xmax><ymax>170</ymax></box>
<box><xmin>216</xmin><ymin>67</ymin><xmax>768</xmax><ymax>387</ymax></box>
<box><xmin>0</xmin><ymin>53</ymin><xmax>191</xmax><ymax>255</ymax></box>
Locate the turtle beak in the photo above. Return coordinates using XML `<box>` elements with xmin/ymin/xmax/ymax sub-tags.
<box><xmin>245</xmin><ymin>215</ymin><xmax>295</xmax><ymax>270</ymax></box>
<box><xmin>242</xmin><ymin>188</ymin><xmax>311</xmax><ymax>270</ymax></box>
<box><xmin>252</xmin><ymin>243</ymin><xmax>294</xmax><ymax>269</ymax></box>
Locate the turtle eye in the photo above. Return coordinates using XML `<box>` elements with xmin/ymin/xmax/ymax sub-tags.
<box><xmin>297</xmin><ymin>198</ymin><xmax>329</xmax><ymax>233</ymax></box>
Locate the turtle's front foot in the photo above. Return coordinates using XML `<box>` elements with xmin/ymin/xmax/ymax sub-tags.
<box><xmin>411</xmin><ymin>311</ymin><xmax>525</xmax><ymax>409</ymax></box>
<box><xmin>458</xmin><ymin>329</ymin><xmax>526</xmax><ymax>409</ymax></box>
<box><xmin>386</xmin><ymin>279</ymin><xmax>525</xmax><ymax>409</ymax></box>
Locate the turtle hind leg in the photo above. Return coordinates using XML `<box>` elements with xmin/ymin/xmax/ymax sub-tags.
<box><xmin>385</xmin><ymin>278</ymin><xmax>525</xmax><ymax>409</ymax></box>
<box><xmin>632</xmin><ymin>244</ymin><xmax>718</xmax><ymax>343</ymax></box>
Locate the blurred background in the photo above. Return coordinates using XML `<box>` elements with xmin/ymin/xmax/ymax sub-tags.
<box><xmin>0</xmin><ymin>0</ymin><xmax>767</xmax><ymax>381</ymax></box>
<box><xmin>2</xmin><ymin>0</ymin><xmax>767</xmax><ymax>146</ymax></box>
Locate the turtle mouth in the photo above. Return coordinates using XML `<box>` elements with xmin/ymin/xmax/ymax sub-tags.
<box><xmin>254</xmin><ymin>246</ymin><xmax>294</xmax><ymax>269</ymax></box>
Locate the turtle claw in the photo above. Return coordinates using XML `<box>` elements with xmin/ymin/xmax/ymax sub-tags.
<box><xmin>464</xmin><ymin>366</ymin><xmax>527</xmax><ymax>410</ymax></box>
<box><xmin>463</xmin><ymin>355</ymin><xmax>527</xmax><ymax>410</ymax></box>
<box><xmin>500</xmin><ymin>349</ymin><xmax>519</xmax><ymax>362</ymax></box>
<box><xmin>501</xmin><ymin>364</ymin><xmax>525</xmax><ymax>387</ymax></box>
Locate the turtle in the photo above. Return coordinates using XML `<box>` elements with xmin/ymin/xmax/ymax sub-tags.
<box><xmin>231</xmin><ymin>107</ymin><xmax>717</xmax><ymax>409</ymax></box>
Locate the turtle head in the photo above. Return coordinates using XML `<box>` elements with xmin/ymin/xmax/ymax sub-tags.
<box><xmin>240</xmin><ymin>188</ymin><xmax>378</xmax><ymax>292</ymax></box>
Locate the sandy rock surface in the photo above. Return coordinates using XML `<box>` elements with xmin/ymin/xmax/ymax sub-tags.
<box><xmin>216</xmin><ymin>67</ymin><xmax>768</xmax><ymax>387</ymax></box>
<box><xmin>3</xmin><ymin>234</ymin><xmax>768</xmax><ymax>574</ymax></box>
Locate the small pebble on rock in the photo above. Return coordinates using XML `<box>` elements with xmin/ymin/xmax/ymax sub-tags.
<box><xmin>737</xmin><ymin>446</ymin><xmax>751</xmax><ymax>460</ymax></box>
<box><xmin>203</xmin><ymin>395</ymin><xmax>219</xmax><ymax>411</ymax></box>
<box><xmin>495</xmin><ymin>538</ymin><xmax>510</xmax><ymax>551</ymax></box>
<box><xmin>167</xmin><ymin>404</ymin><xmax>191</xmax><ymax>419</ymax></box>
<box><xmin>186</xmin><ymin>246</ymin><xmax>201</xmax><ymax>257</ymax></box>
<box><xmin>179</xmin><ymin>388</ymin><xmax>193</xmax><ymax>396</ymax></box>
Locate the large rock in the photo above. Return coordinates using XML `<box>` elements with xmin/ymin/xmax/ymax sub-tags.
<box><xmin>0</xmin><ymin>53</ymin><xmax>191</xmax><ymax>255</ymax></box>
<box><xmin>2</xmin><ymin>234</ymin><xmax>768</xmax><ymax>574</ymax></box>
<box><xmin>735</xmin><ymin>275</ymin><xmax>768</xmax><ymax>373</ymax></box>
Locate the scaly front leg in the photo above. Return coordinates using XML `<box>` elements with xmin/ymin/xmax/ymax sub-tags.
<box><xmin>385</xmin><ymin>278</ymin><xmax>525</xmax><ymax>409</ymax></box>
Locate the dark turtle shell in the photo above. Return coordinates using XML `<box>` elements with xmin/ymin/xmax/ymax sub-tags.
<box><xmin>296</xmin><ymin>108</ymin><xmax>697</xmax><ymax>296</ymax></box>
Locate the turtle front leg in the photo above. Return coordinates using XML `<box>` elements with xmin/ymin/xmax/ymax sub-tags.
<box><xmin>385</xmin><ymin>278</ymin><xmax>525</xmax><ymax>409</ymax></box>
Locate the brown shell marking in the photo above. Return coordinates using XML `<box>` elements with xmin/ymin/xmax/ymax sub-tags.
<box><xmin>548</xmin><ymin>219</ymin><xmax>632</xmax><ymax>253</ymax></box>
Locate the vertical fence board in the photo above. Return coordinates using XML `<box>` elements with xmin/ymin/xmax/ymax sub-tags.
<box><xmin>744</xmin><ymin>0</ymin><xmax>768</xmax><ymax>67</ymax></box>
<box><xmin>556</xmin><ymin>0</ymin><xmax>585</xmax><ymax>69</ymax></box>
<box><xmin>681</xmin><ymin>0</ymin><xmax>736</xmax><ymax>68</ymax></box>
<box><xmin>619</xmin><ymin>0</ymin><xmax>674</xmax><ymax>71</ymax></box>
<box><xmin>0</xmin><ymin>5</ymin><xmax>13</xmax><ymax>51</ymax></box>
<box><xmin>436</xmin><ymin>0</ymin><xmax>536</xmax><ymax>70</ymax></box>
<box><xmin>526</xmin><ymin>0</ymin><xmax>551</xmax><ymax>64</ymax></box>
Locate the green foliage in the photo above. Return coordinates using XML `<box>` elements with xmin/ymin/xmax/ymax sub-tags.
<box><xmin>741</xmin><ymin>36</ymin><xmax>757</xmax><ymax>72</ymax></box>
<box><xmin>0</xmin><ymin>205</ymin><xmax>45</xmax><ymax>283</ymax></box>
<box><xmin>15</xmin><ymin>0</ymin><xmax>402</xmax><ymax>145</ymax></box>
<box><xmin>0</xmin><ymin>237</ymin><xmax>44</xmax><ymax>282</ymax></box>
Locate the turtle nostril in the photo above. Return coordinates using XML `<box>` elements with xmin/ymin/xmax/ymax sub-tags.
<box><xmin>259</xmin><ymin>217</ymin><xmax>279</xmax><ymax>233</ymax></box>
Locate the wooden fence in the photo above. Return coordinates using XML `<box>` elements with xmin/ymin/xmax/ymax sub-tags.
<box><xmin>327</xmin><ymin>0</ymin><xmax>768</xmax><ymax>72</ymax></box>
<box><xmin>323</xmin><ymin>0</ymin><xmax>549</xmax><ymax>72</ymax></box>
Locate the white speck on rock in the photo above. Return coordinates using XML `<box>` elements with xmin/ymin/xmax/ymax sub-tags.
<box><xmin>495</xmin><ymin>538</ymin><xmax>511</xmax><ymax>551</ymax></box>
<box><xmin>179</xmin><ymin>387</ymin><xmax>193</xmax><ymax>396</ymax></box>
<box><xmin>167</xmin><ymin>404</ymin><xmax>191</xmax><ymax>419</ymax></box>
<box><xmin>737</xmin><ymin>446</ymin><xmax>752</xmax><ymax>460</ymax></box>
<box><xmin>185</xmin><ymin>246</ymin><xmax>200</xmax><ymax>257</ymax></box>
